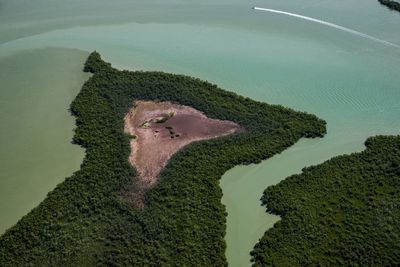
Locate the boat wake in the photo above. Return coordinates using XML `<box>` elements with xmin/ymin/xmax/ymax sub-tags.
<box><xmin>253</xmin><ymin>7</ymin><xmax>400</xmax><ymax>48</ymax></box>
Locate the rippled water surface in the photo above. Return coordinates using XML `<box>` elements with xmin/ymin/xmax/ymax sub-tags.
<box><xmin>0</xmin><ymin>0</ymin><xmax>399</xmax><ymax>266</ymax></box>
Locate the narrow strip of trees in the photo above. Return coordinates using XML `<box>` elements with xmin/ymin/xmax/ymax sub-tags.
<box><xmin>378</xmin><ymin>0</ymin><xmax>400</xmax><ymax>12</ymax></box>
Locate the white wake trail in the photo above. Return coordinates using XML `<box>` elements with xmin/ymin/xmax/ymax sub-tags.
<box><xmin>253</xmin><ymin>7</ymin><xmax>400</xmax><ymax>48</ymax></box>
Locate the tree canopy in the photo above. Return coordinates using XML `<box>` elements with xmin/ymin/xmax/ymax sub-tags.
<box><xmin>251</xmin><ymin>135</ymin><xmax>400</xmax><ymax>266</ymax></box>
<box><xmin>378</xmin><ymin>0</ymin><xmax>400</xmax><ymax>12</ymax></box>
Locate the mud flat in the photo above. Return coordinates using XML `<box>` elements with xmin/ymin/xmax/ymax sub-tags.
<box><xmin>122</xmin><ymin>100</ymin><xmax>240</xmax><ymax>208</ymax></box>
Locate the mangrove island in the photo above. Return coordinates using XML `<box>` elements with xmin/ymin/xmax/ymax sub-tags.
<box><xmin>0</xmin><ymin>52</ymin><xmax>326</xmax><ymax>266</ymax></box>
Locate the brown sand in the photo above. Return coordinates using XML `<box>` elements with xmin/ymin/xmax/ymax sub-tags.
<box><xmin>122</xmin><ymin>100</ymin><xmax>240</xmax><ymax>208</ymax></box>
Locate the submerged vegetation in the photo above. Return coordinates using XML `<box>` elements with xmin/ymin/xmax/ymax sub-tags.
<box><xmin>378</xmin><ymin>0</ymin><xmax>400</xmax><ymax>12</ymax></box>
<box><xmin>0</xmin><ymin>52</ymin><xmax>326</xmax><ymax>266</ymax></box>
<box><xmin>251</xmin><ymin>135</ymin><xmax>400</xmax><ymax>266</ymax></box>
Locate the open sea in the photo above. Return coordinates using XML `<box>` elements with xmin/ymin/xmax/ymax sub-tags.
<box><xmin>0</xmin><ymin>0</ymin><xmax>399</xmax><ymax>265</ymax></box>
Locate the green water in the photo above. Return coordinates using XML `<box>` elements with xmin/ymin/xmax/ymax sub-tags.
<box><xmin>0</xmin><ymin>0</ymin><xmax>399</xmax><ymax>266</ymax></box>
<box><xmin>0</xmin><ymin>48</ymin><xmax>89</xmax><ymax>234</ymax></box>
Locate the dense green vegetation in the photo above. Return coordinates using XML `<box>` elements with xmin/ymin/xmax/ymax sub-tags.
<box><xmin>378</xmin><ymin>0</ymin><xmax>400</xmax><ymax>12</ymax></box>
<box><xmin>0</xmin><ymin>52</ymin><xmax>326</xmax><ymax>266</ymax></box>
<box><xmin>251</xmin><ymin>135</ymin><xmax>400</xmax><ymax>266</ymax></box>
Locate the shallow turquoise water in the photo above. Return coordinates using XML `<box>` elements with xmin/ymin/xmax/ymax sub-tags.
<box><xmin>0</xmin><ymin>0</ymin><xmax>399</xmax><ymax>266</ymax></box>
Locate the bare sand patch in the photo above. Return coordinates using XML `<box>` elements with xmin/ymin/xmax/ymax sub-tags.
<box><xmin>122</xmin><ymin>100</ymin><xmax>240</xmax><ymax>208</ymax></box>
